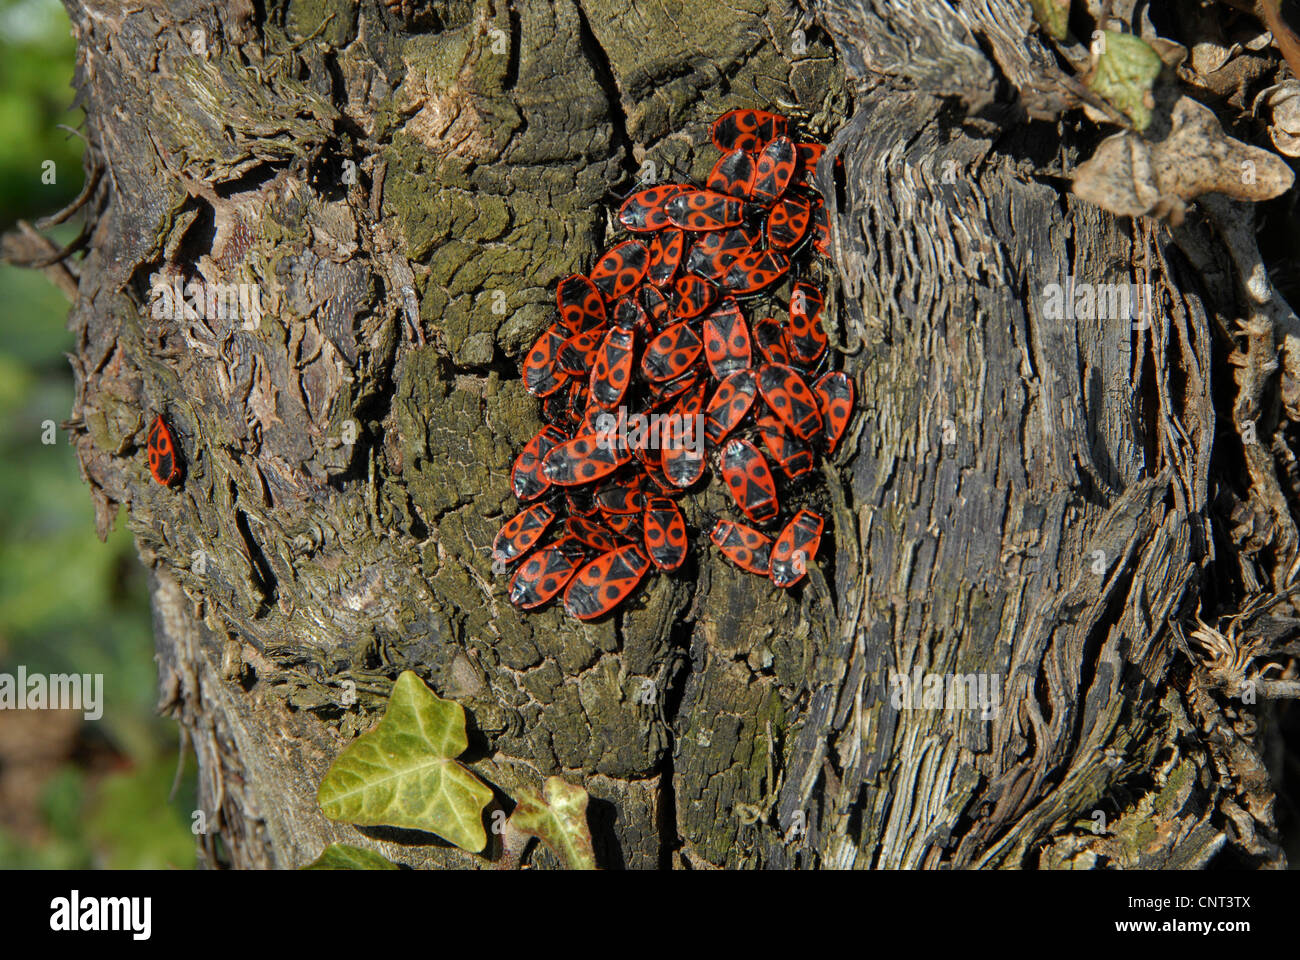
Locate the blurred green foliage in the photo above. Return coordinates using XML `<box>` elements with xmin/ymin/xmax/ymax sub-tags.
<box><xmin>0</xmin><ymin>0</ymin><xmax>196</xmax><ymax>868</ymax></box>
<box><xmin>0</xmin><ymin>0</ymin><xmax>82</xmax><ymax>231</ymax></box>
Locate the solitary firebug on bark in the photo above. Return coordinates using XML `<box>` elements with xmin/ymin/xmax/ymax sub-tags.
<box><xmin>147</xmin><ymin>414</ymin><xmax>182</xmax><ymax>486</ymax></box>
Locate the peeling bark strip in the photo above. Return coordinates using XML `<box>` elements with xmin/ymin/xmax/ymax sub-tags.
<box><xmin>39</xmin><ymin>0</ymin><xmax>1295</xmax><ymax>868</ymax></box>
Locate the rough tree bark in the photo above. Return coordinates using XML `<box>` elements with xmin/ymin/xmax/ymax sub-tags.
<box><xmin>15</xmin><ymin>0</ymin><xmax>1297</xmax><ymax>867</ymax></box>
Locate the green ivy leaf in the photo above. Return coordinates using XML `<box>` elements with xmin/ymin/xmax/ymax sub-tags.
<box><xmin>509</xmin><ymin>777</ymin><xmax>597</xmax><ymax>870</ymax></box>
<box><xmin>316</xmin><ymin>671</ymin><xmax>493</xmax><ymax>852</ymax></box>
<box><xmin>1090</xmin><ymin>32</ymin><xmax>1163</xmax><ymax>131</ymax></box>
<box><xmin>301</xmin><ymin>843</ymin><xmax>401</xmax><ymax>870</ymax></box>
<box><xmin>1029</xmin><ymin>0</ymin><xmax>1070</xmax><ymax>41</ymax></box>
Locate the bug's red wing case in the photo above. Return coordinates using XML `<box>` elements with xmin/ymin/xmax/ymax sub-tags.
<box><xmin>510</xmin><ymin>537</ymin><xmax>587</xmax><ymax>609</ymax></box>
<box><xmin>703</xmin><ymin>369</ymin><xmax>758</xmax><ymax>446</ymax></box>
<box><xmin>770</xmin><ymin>509</ymin><xmax>824</xmax><ymax>588</ymax></box>
<box><xmin>711</xmin><ymin>519</ymin><xmax>773</xmax><ymax>575</ymax></box>
<box><xmin>644</xmin><ymin>498</ymin><xmax>688</xmax><ymax>571</ymax></box>
<box><xmin>563</xmin><ymin>544</ymin><xmax>652</xmax><ymax>620</ymax></box>
<box><xmin>147</xmin><ymin>414</ymin><xmax>182</xmax><ymax>486</ymax></box>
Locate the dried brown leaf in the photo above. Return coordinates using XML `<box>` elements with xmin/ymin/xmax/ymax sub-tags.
<box><xmin>1073</xmin><ymin>96</ymin><xmax>1295</xmax><ymax>223</ymax></box>
<box><xmin>1255</xmin><ymin>81</ymin><xmax>1300</xmax><ymax>158</ymax></box>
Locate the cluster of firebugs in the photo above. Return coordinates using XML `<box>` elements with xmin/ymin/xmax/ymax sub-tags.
<box><xmin>492</xmin><ymin>108</ymin><xmax>855</xmax><ymax>621</ymax></box>
<box><xmin>145</xmin><ymin>111</ymin><xmax>854</xmax><ymax>620</ymax></box>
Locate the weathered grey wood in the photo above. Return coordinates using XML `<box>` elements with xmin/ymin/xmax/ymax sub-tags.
<box><xmin>802</xmin><ymin>0</ymin><xmax>1284</xmax><ymax>868</ymax></box>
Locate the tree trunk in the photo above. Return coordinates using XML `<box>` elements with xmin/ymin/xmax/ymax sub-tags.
<box><xmin>26</xmin><ymin>0</ymin><xmax>1295</xmax><ymax>867</ymax></box>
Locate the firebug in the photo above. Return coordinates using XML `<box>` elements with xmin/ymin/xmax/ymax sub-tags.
<box><xmin>710</xmin><ymin>519</ymin><xmax>773</xmax><ymax>575</ymax></box>
<box><xmin>147</xmin><ymin>414</ymin><xmax>182</xmax><ymax>486</ymax></box>
<box><xmin>563</xmin><ymin>543</ymin><xmax>652</xmax><ymax>620</ymax></box>
<box><xmin>720</xmin><ymin>438</ymin><xmax>779</xmax><ymax>523</ymax></box>
<box><xmin>770</xmin><ymin>509</ymin><xmax>823</xmax><ymax>587</ymax></box>
<box><xmin>492</xmin><ymin>501</ymin><xmax>557</xmax><ymax>566</ymax></box>
<box><xmin>643</xmin><ymin>497</ymin><xmax>688</xmax><ymax>571</ymax></box>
